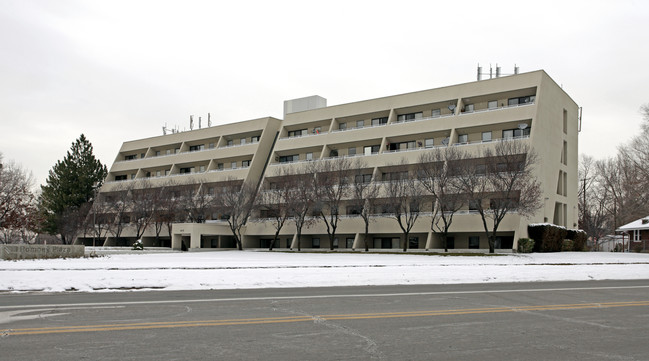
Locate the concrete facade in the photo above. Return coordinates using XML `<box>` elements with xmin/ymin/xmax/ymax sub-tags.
<box><xmin>80</xmin><ymin>70</ymin><xmax>579</xmax><ymax>251</ymax></box>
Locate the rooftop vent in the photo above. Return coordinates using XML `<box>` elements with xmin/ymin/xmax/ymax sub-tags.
<box><xmin>642</xmin><ymin>218</ymin><xmax>649</xmax><ymax>225</ymax></box>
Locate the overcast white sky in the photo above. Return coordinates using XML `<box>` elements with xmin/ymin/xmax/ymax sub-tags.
<box><xmin>2</xmin><ymin>0</ymin><xmax>648</xmax><ymax>187</ymax></box>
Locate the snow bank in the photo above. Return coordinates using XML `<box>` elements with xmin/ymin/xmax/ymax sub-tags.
<box><xmin>1</xmin><ymin>251</ymin><xmax>648</xmax><ymax>293</ymax></box>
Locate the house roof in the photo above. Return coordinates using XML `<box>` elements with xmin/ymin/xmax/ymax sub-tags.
<box><xmin>616</xmin><ymin>216</ymin><xmax>649</xmax><ymax>232</ymax></box>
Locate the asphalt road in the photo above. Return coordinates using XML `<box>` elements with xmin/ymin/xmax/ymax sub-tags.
<box><xmin>1</xmin><ymin>280</ymin><xmax>649</xmax><ymax>360</ymax></box>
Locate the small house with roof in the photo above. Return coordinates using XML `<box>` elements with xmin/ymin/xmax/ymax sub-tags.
<box><xmin>616</xmin><ymin>216</ymin><xmax>649</xmax><ymax>252</ymax></box>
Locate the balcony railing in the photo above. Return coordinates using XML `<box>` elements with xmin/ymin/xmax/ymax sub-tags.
<box><xmin>458</xmin><ymin>101</ymin><xmax>535</xmax><ymax>116</ymax></box>
<box><xmin>278</xmin><ymin>130</ymin><xmax>328</xmax><ymax>141</ymax></box>
<box><xmin>452</xmin><ymin>135</ymin><xmax>530</xmax><ymax>147</ymax></box>
<box><xmin>391</xmin><ymin>113</ymin><xmax>455</xmax><ymax>125</ymax></box>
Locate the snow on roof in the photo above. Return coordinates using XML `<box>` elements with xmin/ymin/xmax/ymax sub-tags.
<box><xmin>616</xmin><ymin>216</ymin><xmax>649</xmax><ymax>232</ymax></box>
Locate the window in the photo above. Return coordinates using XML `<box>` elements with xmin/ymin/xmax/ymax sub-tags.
<box><xmin>338</xmin><ymin>122</ymin><xmax>347</xmax><ymax>130</ymax></box>
<box><xmin>356</xmin><ymin>120</ymin><xmax>364</xmax><ymax>128</ymax></box>
<box><xmin>130</xmin><ymin>174</ymin><xmax>136</xmax><ymax>179</ymax></box>
<box><xmin>165</xmin><ymin>169</ymin><xmax>170</xmax><ymax>176</ymax></box>
<box><xmin>469</xmin><ymin>199</ymin><xmax>480</xmax><ymax>211</ymax></box>
<box><xmin>231</xmin><ymin>162</ymin><xmax>237</xmax><ymax>169</ymax></box>
<box><xmin>115</xmin><ymin>175</ymin><xmax>127</xmax><ymax>181</ymax></box>
<box><xmin>217</xmin><ymin>163</ymin><xmax>224</xmax><ymax>170</ymax></box>
<box><xmin>125</xmin><ymin>154</ymin><xmax>136</xmax><ymax>160</ymax></box>
<box><xmin>502</xmin><ymin>128</ymin><xmax>530</xmax><ymax>139</ymax></box>
<box><xmin>464</xmin><ymin>104</ymin><xmax>474</xmax><ymax>113</ymax></box>
<box><xmin>179</xmin><ymin>167</ymin><xmax>194</xmax><ymax>174</ymax></box>
<box><xmin>155</xmin><ymin>151</ymin><xmax>160</xmax><ymax>156</ymax></box>
<box><xmin>209</xmin><ymin>143</ymin><xmax>215</xmax><ymax>149</ymax></box>
<box><xmin>306</xmin><ymin>152</ymin><xmax>313</xmax><ymax>161</ymax></box>
<box><xmin>199</xmin><ymin>165</ymin><xmax>206</xmax><ymax>173</ymax></box>
<box><xmin>166</xmin><ymin>149</ymin><xmax>171</xmax><ymax>155</ymax></box>
<box><xmin>241</xmin><ymin>160</ymin><xmax>250</xmax><ymax>168</ymax></box>
<box><xmin>431</xmin><ymin>108</ymin><xmax>441</xmax><ymax>117</ymax></box>
<box><xmin>409</xmin><ymin>237</ymin><xmax>419</xmax><ymax>249</ymax></box>
<box><xmin>482</xmin><ymin>131</ymin><xmax>492</xmax><ymax>142</ymax></box>
<box><xmin>288</xmin><ymin>129</ymin><xmax>307</xmax><ymax>137</ymax></box>
<box><xmin>355</xmin><ymin>174</ymin><xmax>372</xmax><ymax>183</ymax></box>
<box><xmin>364</xmin><ymin>145</ymin><xmax>380</xmax><ymax>156</ymax></box>
<box><xmin>371</xmin><ymin>117</ymin><xmax>388</xmax><ymax>126</ymax></box>
<box><xmin>312</xmin><ymin>126</ymin><xmax>321</xmax><ymax>134</ymax></box>
<box><xmin>425</xmin><ymin>138</ymin><xmax>434</xmax><ymax>148</ymax></box>
<box><xmin>469</xmin><ymin>236</ymin><xmax>480</xmax><ymax>249</ymax></box>
<box><xmin>407</xmin><ymin>141</ymin><xmax>416</xmax><ymax>150</ymax></box>
<box><xmin>476</xmin><ymin>164</ymin><xmax>486</xmax><ymax>175</ymax></box>
<box><xmin>240</xmin><ymin>138</ymin><xmax>246</xmax><ymax>145</ymax></box>
<box><xmin>397</xmin><ymin>112</ymin><xmax>423</xmax><ymax>122</ymax></box>
<box><xmin>458</xmin><ymin>134</ymin><xmax>468</xmax><ymax>144</ymax></box>
<box><xmin>279</xmin><ymin>155</ymin><xmax>299</xmax><ymax>163</ymax></box>
<box><xmin>251</xmin><ymin>135</ymin><xmax>260</xmax><ymax>143</ymax></box>
<box><xmin>348</xmin><ymin>147</ymin><xmax>356</xmax><ymax>156</ymax></box>
<box><xmin>156</xmin><ymin>170</ymin><xmax>162</xmax><ymax>177</ymax></box>
<box><xmin>175</xmin><ymin>148</ymin><xmax>180</xmax><ymax>154</ymax></box>
<box><xmin>563</xmin><ymin>109</ymin><xmax>568</xmax><ymax>134</ymax></box>
<box><xmin>189</xmin><ymin>144</ymin><xmax>204</xmax><ymax>152</ymax></box>
<box><xmin>227</xmin><ymin>139</ymin><xmax>233</xmax><ymax>146</ymax></box>
<box><xmin>312</xmin><ymin>238</ymin><xmax>320</xmax><ymax>248</ymax></box>
<box><xmin>346</xmin><ymin>238</ymin><xmax>354</xmax><ymax>248</ymax></box>
<box><xmin>508</xmin><ymin>95</ymin><xmax>535</xmax><ymax>106</ymax></box>
<box><xmin>488</xmin><ymin>100</ymin><xmax>498</xmax><ymax>110</ymax></box>
<box><xmin>141</xmin><ymin>153</ymin><xmax>145</xmax><ymax>159</ymax></box>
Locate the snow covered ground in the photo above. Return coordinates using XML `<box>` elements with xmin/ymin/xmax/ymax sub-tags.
<box><xmin>1</xmin><ymin>250</ymin><xmax>649</xmax><ymax>293</ymax></box>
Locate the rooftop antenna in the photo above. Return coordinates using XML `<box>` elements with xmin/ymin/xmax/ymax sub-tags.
<box><xmin>199</xmin><ymin>116</ymin><xmax>202</xmax><ymax>129</ymax></box>
<box><xmin>190</xmin><ymin>115</ymin><xmax>194</xmax><ymax>130</ymax></box>
<box><xmin>208</xmin><ymin>113</ymin><xmax>212</xmax><ymax>127</ymax></box>
<box><xmin>477</xmin><ymin>64</ymin><xmax>521</xmax><ymax>80</ymax></box>
<box><xmin>162</xmin><ymin>123</ymin><xmax>167</xmax><ymax>135</ymax></box>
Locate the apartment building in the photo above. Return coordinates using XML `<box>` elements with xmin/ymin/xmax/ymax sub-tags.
<box><xmin>82</xmin><ymin>70</ymin><xmax>579</xmax><ymax>251</ymax></box>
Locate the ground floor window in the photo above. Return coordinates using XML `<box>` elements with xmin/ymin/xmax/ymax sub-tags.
<box><xmin>312</xmin><ymin>238</ymin><xmax>320</xmax><ymax>248</ymax></box>
<box><xmin>409</xmin><ymin>237</ymin><xmax>419</xmax><ymax>249</ymax></box>
<box><xmin>469</xmin><ymin>236</ymin><xmax>480</xmax><ymax>249</ymax></box>
<box><xmin>346</xmin><ymin>237</ymin><xmax>354</xmax><ymax>248</ymax></box>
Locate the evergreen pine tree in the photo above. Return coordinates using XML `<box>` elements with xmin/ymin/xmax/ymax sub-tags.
<box><xmin>40</xmin><ymin>134</ymin><xmax>107</xmax><ymax>242</ymax></box>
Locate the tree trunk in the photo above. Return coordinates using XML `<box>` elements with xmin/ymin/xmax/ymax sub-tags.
<box><xmin>364</xmin><ymin>221</ymin><xmax>370</xmax><ymax>252</ymax></box>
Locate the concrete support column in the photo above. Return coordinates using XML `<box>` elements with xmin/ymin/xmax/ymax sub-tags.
<box><xmin>171</xmin><ymin>233</ymin><xmax>183</xmax><ymax>250</ymax></box>
<box><xmin>190</xmin><ymin>229</ymin><xmax>201</xmax><ymax>249</ymax></box>
<box><xmin>352</xmin><ymin>233</ymin><xmax>362</xmax><ymax>250</ymax></box>
<box><xmin>289</xmin><ymin>233</ymin><xmax>298</xmax><ymax>249</ymax></box>
<box><xmin>425</xmin><ymin>231</ymin><xmax>434</xmax><ymax>250</ymax></box>
<box><xmin>103</xmin><ymin>237</ymin><xmax>115</xmax><ymax>246</ymax></box>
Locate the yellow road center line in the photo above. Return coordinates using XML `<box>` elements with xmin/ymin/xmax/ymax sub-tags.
<box><xmin>5</xmin><ymin>300</ymin><xmax>649</xmax><ymax>336</ymax></box>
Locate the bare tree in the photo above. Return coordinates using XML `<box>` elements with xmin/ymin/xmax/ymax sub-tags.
<box><xmin>105</xmin><ymin>184</ymin><xmax>133</xmax><ymax>243</ymax></box>
<box><xmin>0</xmin><ymin>155</ymin><xmax>37</xmax><ymax>241</ymax></box>
<box><xmin>156</xmin><ymin>183</ymin><xmax>185</xmax><ymax>246</ymax></box>
<box><xmin>418</xmin><ymin>147</ymin><xmax>466</xmax><ymax>252</ymax></box>
<box><xmin>58</xmin><ymin>202</ymin><xmax>92</xmax><ymax>245</ymax></box>
<box><xmin>214</xmin><ymin>179</ymin><xmax>257</xmax><ymax>250</ymax></box>
<box><xmin>578</xmin><ymin>154</ymin><xmax>612</xmax><ymax>245</ymax></box>
<box><xmin>286</xmin><ymin>170</ymin><xmax>316</xmax><ymax>251</ymax></box>
<box><xmin>457</xmin><ymin>141</ymin><xmax>542</xmax><ymax>253</ymax></box>
<box><xmin>349</xmin><ymin>163</ymin><xmax>380</xmax><ymax>251</ymax></box>
<box><xmin>130</xmin><ymin>180</ymin><xmax>158</xmax><ymax>241</ymax></box>
<box><xmin>257</xmin><ymin>172</ymin><xmax>293</xmax><ymax>250</ymax></box>
<box><xmin>181</xmin><ymin>183</ymin><xmax>213</xmax><ymax>223</ymax></box>
<box><xmin>385</xmin><ymin>162</ymin><xmax>426</xmax><ymax>252</ymax></box>
<box><xmin>85</xmin><ymin>190</ymin><xmax>113</xmax><ymax>247</ymax></box>
<box><xmin>311</xmin><ymin>158</ymin><xmax>354</xmax><ymax>250</ymax></box>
